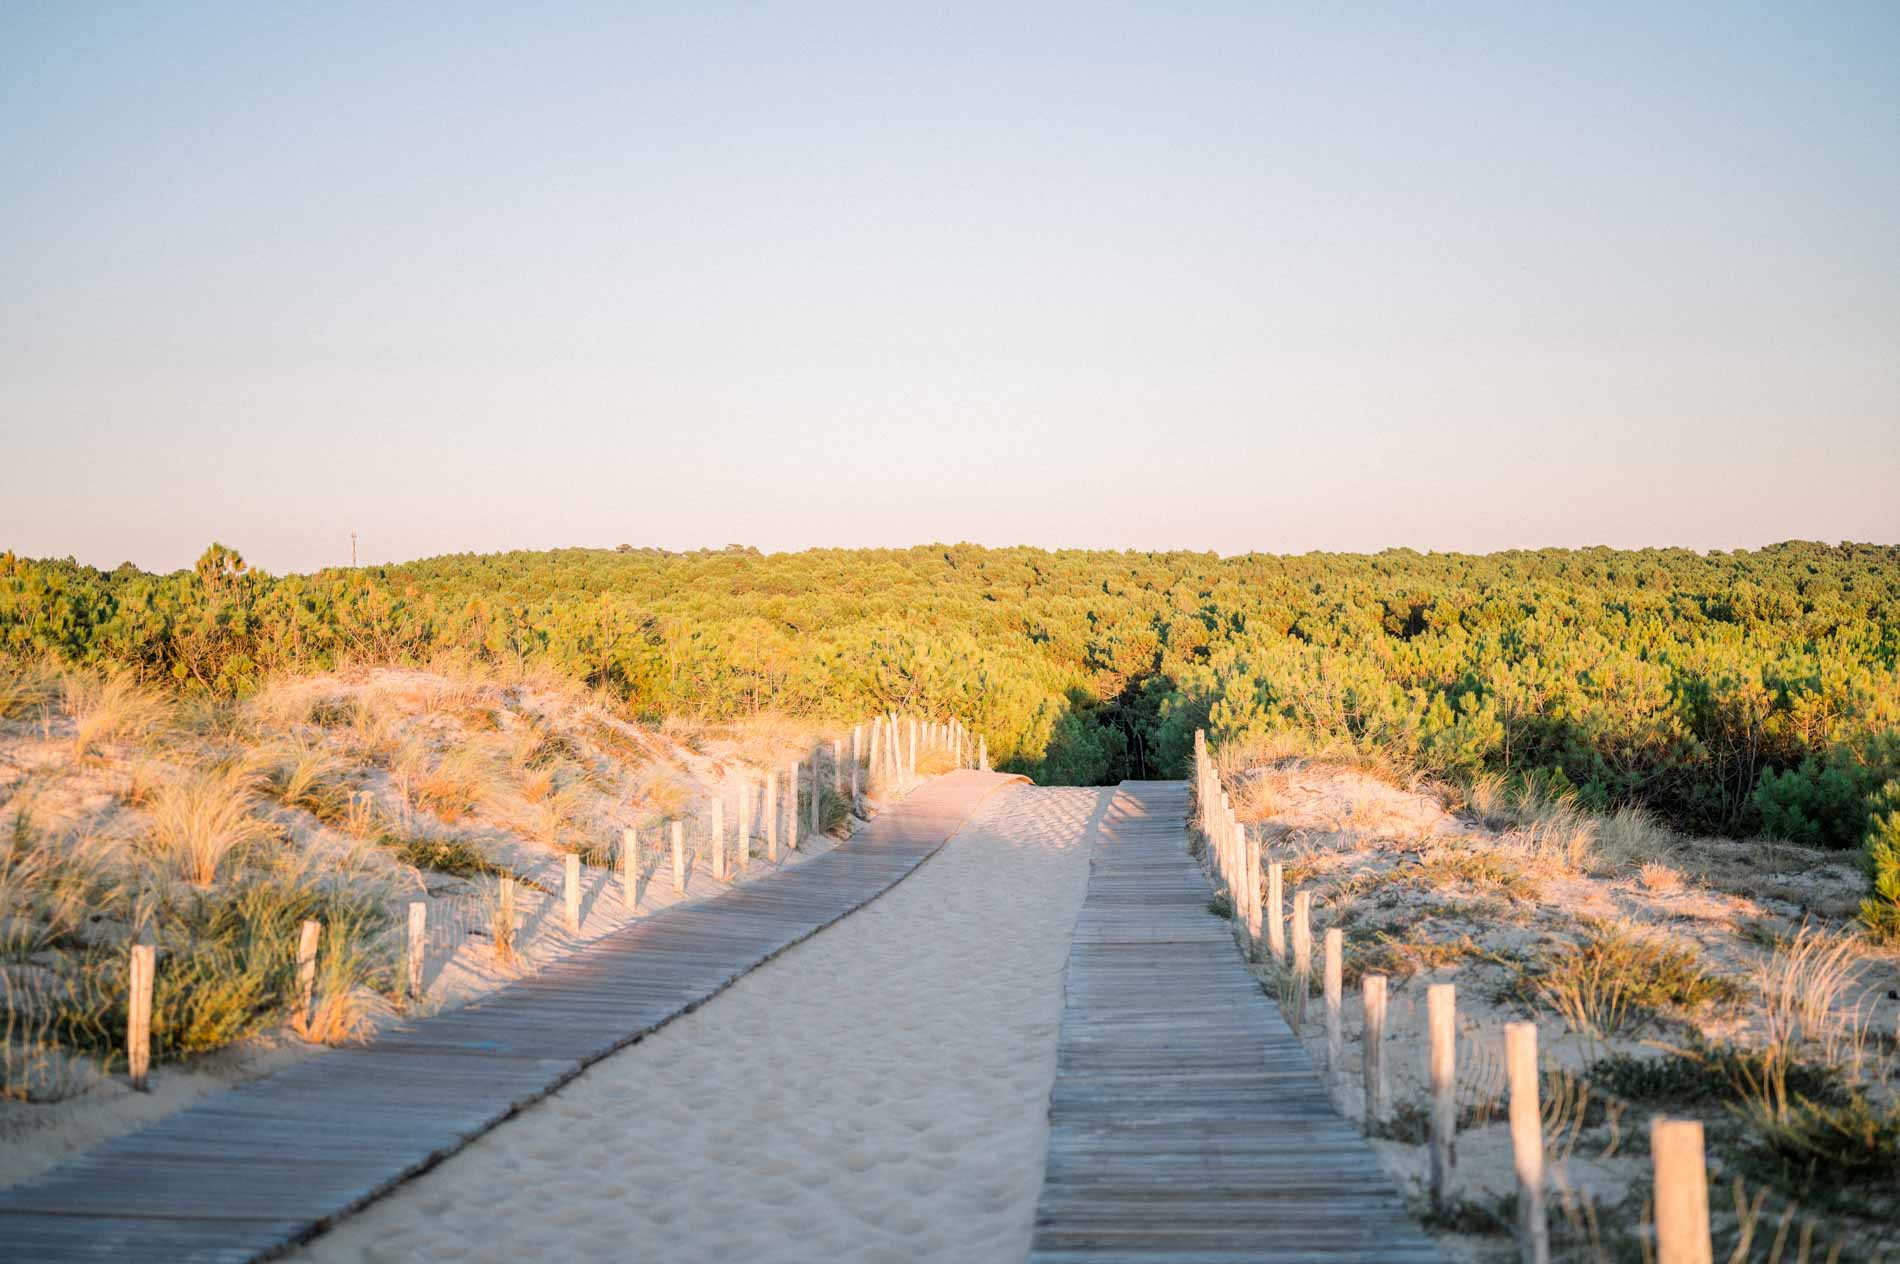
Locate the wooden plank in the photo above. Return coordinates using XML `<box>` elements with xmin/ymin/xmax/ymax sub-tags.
<box><xmin>1030</xmin><ymin>780</ymin><xmax>1441</xmax><ymax>1263</ymax></box>
<box><xmin>0</xmin><ymin>770</ymin><xmax>1027</xmax><ymax>1264</ymax></box>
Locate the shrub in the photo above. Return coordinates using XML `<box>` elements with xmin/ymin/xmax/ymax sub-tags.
<box><xmin>1753</xmin><ymin>733</ymin><xmax>1900</xmax><ymax>850</ymax></box>
<box><xmin>383</xmin><ymin>833</ymin><xmax>502</xmax><ymax>880</ymax></box>
<box><xmin>1860</xmin><ymin>780</ymin><xmax>1900</xmax><ymax>943</ymax></box>
<box><xmin>1735</xmin><ymin>1083</ymin><xmax>1900</xmax><ymax>1193</ymax></box>
<box><xmin>1521</xmin><ymin>921</ymin><xmax>1740</xmax><ymax>1037</ymax></box>
<box><xmin>1587</xmin><ymin>1045</ymin><xmax>1845</xmax><ymax>1110</ymax></box>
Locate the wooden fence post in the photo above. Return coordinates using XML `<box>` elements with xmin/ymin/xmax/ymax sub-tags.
<box><xmin>1428</xmin><ymin>982</ymin><xmax>1456</xmax><ymax>1211</ymax></box>
<box><xmin>1324</xmin><ymin>928</ymin><xmax>1343</xmax><ymax>1073</ymax></box>
<box><xmin>1291</xmin><ymin>888</ymin><xmax>1312</xmax><ymax>971</ymax></box>
<box><xmin>672</xmin><ymin>820</ymin><xmax>685</xmax><ymax>894</ymax></box>
<box><xmin>811</xmin><ymin>745</ymin><xmax>822</xmax><ymax>837</ymax></box>
<box><xmin>407</xmin><ymin>901</ymin><xmax>428</xmax><ymax>1000</ymax></box>
<box><xmin>1243</xmin><ymin>826</ymin><xmax>1261</xmax><ymax>954</ymax></box>
<box><xmin>867</xmin><ymin>721</ymin><xmax>881</xmax><ymax>794</ymax></box>
<box><xmin>296</xmin><ymin>919</ymin><xmax>321</xmax><ymax>1030</ymax></box>
<box><xmin>498</xmin><ymin>876</ymin><xmax>516</xmax><ymax>958</ymax></box>
<box><xmin>765</xmin><ymin>771</ymin><xmax>778</xmax><ymax>862</ymax></box>
<box><xmin>979</xmin><ymin>735</ymin><xmax>988</xmax><ymax>771</ymax></box>
<box><xmin>738</xmin><ymin>781</ymin><xmax>752</xmax><ymax>872</ymax></box>
<box><xmin>621</xmin><ymin>827</ymin><xmax>638</xmax><ymax>907</ymax></box>
<box><xmin>563</xmin><ymin>855</ymin><xmax>580</xmax><ymax>933</ymax></box>
<box><xmin>127</xmin><ymin>943</ymin><xmax>154</xmax><ymax>1091</ymax></box>
<box><xmin>1291</xmin><ymin>890</ymin><xmax>1312</xmax><ymax>1023</ymax></box>
<box><xmin>1651</xmin><ymin>1118</ymin><xmax>1712</xmax><ymax>1264</ymax></box>
<box><xmin>711</xmin><ymin>797</ymin><xmax>726</xmax><ymax>880</ymax></box>
<box><xmin>784</xmin><ymin>761</ymin><xmax>798</xmax><ymax>848</ymax></box>
<box><xmin>851</xmin><ymin>726</ymin><xmax>862</xmax><ymax>803</ymax></box>
<box><xmin>1267</xmin><ymin>862</ymin><xmax>1286</xmax><ymax>963</ymax></box>
<box><xmin>1506</xmin><ymin>1022</ymin><xmax>1549</xmax><ymax>1264</ymax></box>
<box><xmin>1362</xmin><ymin>973</ymin><xmax>1387</xmax><ymax>1128</ymax></box>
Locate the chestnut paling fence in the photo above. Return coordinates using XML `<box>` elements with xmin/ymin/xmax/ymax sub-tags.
<box><xmin>1192</xmin><ymin>730</ymin><xmax>1867</xmax><ymax>1264</ymax></box>
<box><xmin>28</xmin><ymin>712</ymin><xmax>990</xmax><ymax>1100</ymax></box>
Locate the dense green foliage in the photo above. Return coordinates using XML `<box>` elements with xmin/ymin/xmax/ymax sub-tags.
<box><xmin>1861</xmin><ymin>781</ymin><xmax>1900</xmax><ymax>941</ymax></box>
<box><xmin>4</xmin><ymin>541</ymin><xmax>1897</xmax><ymax>839</ymax></box>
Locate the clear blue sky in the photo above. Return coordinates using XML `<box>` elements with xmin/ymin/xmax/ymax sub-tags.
<box><xmin>4</xmin><ymin>2</ymin><xmax>1896</xmax><ymax>574</ymax></box>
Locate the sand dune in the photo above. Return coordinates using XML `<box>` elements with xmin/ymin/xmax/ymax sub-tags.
<box><xmin>295</xmin><ymin>784</ymin><xmax>1103</xmax><ymax>1264</ymax></box>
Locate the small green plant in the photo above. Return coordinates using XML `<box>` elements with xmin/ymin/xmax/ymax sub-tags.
<box><xmin>1349</xmin><ymin>932</ymin><xmax>1478</xmax><ymax>983</ymax></box>
<box><xmin>1587</xmin><ymin>1045</ymin><xmax>1845</xmax><ymax>1110</ymax></box>
<box><xmin>382</xmin><ymin>833</ymin><xmax>503</xmax><ymax>880</ymax></box>
<box><xmin>1518</xmin><ymin>922</ymin><xmax>1741</xmax><ymax>1037</ymax></box>
<box><xmin>1418</xmin><ymin>846</ymin><xmax>1540</xmax><ymax>899</ymax></box>
<box><xmin>819</xmin><ymin>785</ymin><xmax>853</xmax><ymax>835</ymax></box>
<box><xmin>1733</xmin><ymin>1084</ymin><xmax>1900</xmax><ymax>1194</ymax></box>
<box><xmin>1206</xmin><ymin>893</ymin><xmax>1234</xmax><ymax>919</ymax></box>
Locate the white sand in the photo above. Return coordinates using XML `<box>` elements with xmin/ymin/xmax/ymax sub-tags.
<box><xmin>296</xmin><ymin>784</ymin><xmax>1105</xmax><ymax>1264</ymax></box>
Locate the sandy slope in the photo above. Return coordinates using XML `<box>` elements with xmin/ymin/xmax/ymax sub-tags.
<box><xmin>295</xmin><ymin>784</ymin><xmax>1105</xmax><ymax>1264</ymax></box>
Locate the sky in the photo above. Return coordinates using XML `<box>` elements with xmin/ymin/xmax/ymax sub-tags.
<box><xmin>3</xmin><ymin>2</ymin><xmax>1896</xmax><ymax>575</ymax></box>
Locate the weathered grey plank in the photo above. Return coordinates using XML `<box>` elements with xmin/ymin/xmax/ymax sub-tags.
<box><xmin>1029</xmin><ymin>781</ymin><xmax>1441</xmax><ymax>1262</ymax></box>
<box><xmin>0</xmin><ymin>770</ymin><xmax>1025</xmax><ymax>1263</ymax></box>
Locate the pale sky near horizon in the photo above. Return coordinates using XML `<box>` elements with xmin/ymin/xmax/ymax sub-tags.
<box><xmin>3</xmin><ymin>2</ymin><xmax>1896</xmax><ymax>575</ymax></box>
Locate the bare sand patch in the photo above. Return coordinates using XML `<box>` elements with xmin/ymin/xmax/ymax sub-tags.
<box><xmin>295</xmin><ymin>784</ymin><xmax>1103</xmax><ymax>1264</ymax></box>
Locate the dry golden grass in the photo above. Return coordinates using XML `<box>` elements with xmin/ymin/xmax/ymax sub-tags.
<box><xmin>63</xmin><ymin>670</ymin><xmax>168</xmax><ymax>759</ymax></box>
<box><xmin>1754</xmin><ymin>925</ymin><xmax>1872</xmax><ymax>1073</ymax></box>
<box><xmin>260</xmin><ymin>741</ymin><xmax>352</xmax><ymax>821</ymax></box>
<box><xmin>916</xmin><ymin>746</ymin><xmax>959</xmax><ymax>777</ymax></box>
<box><xmin>391</xmin><ymin>740</ymin><xmax>498</xmax><ymax>824</ymax></box>
<box><xmin>0</xmin><ymin>658</ymin><xmax>61</xmax><ymax>722</ymax></box>
<box><xmin>1526</xmin><ymin>920</ymin><xmax>1741</xmax><ymax>1040</ymax></box>
<box><xmin>1638</xmin><ymin>861</ymin><xmax>1684</xmax><ymax>894</ymax></box>
<box><xmin>143</xmin><ymin>766</ymin><xmax>278</xmax><ymax>885</ymax></box>
<box><xmin>290</xmin><ymin>920</ymin><xmax>384</xmax><ymax>1045</ymax></box>
<box><xmin>1418</xmin><ymin>844</ymin><xmax>1542</xmax><ymax>901</ymax></box>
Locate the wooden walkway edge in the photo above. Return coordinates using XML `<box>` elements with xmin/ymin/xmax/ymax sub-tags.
<box><xmin>0</xmin><ymin>770</ymin><xmax>1027</xmax><ymax>1264</ymax></box>
<box><xmin>1029</xmin><ymin>780</ymin><xmax>1442</xmax><ymax>1263</ymax></box>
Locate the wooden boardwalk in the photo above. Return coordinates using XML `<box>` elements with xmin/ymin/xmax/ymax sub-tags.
<box><xmin>0</xmin><ymin>770</ymin><xmax>1025</xmax><ymax>1264</ymax></box>
<box><xmin>1030</xmin><ymin>781</ymin><xmax>1441</xmax><ymax>1263</ymax></box>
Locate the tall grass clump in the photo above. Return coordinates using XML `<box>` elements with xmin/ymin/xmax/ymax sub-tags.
<box><xmin>818</xmin><ymin>784</ymin><xmax>853</xmax><ymax>835</ymax></box>
<box><xmin>144</xmin><ymin>767</ymin><xmax>277</xmax><ymax>885</ymax></box>
<box><xmin>291</xmin><ymin>914</ymin><xmax>388</xmax><ymax>1045</ymax></box>
<box><xmin>0</xmin><ymin>658</ymin><xmax>61</xmax><ymax>722</ymax></box>
<box><xmin>63</xmin><ymin>670</ymin><xmax>168</xmax><ymax>759</ymax></box>
<box><xmin>1525</xmin><ymin>921</ymin><xmax>1739</xmax><ymax>1039</ymax></box>
<box><xmin>261</xmin><ymin>741</ymin><xmax>352</xmax><ymax>822</ymax></box>
<box><xmin>46</xmin><ymin>875</ymin><xmax>394</xmax><ymax>1067</ymax></box>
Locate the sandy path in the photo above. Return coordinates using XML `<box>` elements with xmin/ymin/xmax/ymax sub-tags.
<box><xmin>296</xmin><ymin>784</ymin><xmax>1105</xmax><ymax>1264</ymax></box>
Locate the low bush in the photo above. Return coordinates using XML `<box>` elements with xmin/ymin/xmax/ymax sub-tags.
<box><xmin>1753</xmin><ymin>733</ymin><xmax>1900</xmax><ymax>850</ymax></box>
<box><xmin>382</xmin><ymin>834</ymin><xmax>503</xmax><ymax>880</ymax></box>
<box><xmin>1520</xmin><ymin>922</ymin><xmax>1741</xmax><ymax>1037</ymax></box>
<box><xmin>1859</xmin><ymin>780</ymin><xmax>1900</xmax><ymax>942</ymax></box>
<box><xmin>1587</xmin><ymin>1046</ymin><xmax>1845</xmax><ymax>1110</ymax></box>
